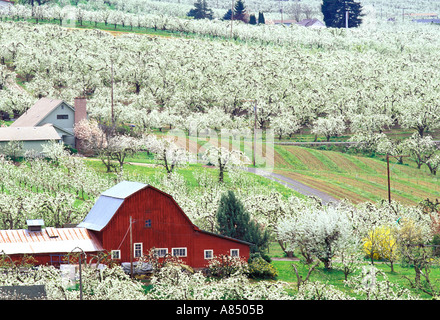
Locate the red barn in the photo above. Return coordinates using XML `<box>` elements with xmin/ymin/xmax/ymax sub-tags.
<box><xmin>79</xmin><ymin>181</ymin><xmax>252</xmax><ymax>269</ymax></box>
<box><xmin>0</xmin><ymin>182</ymin><xmax>251</xmax><ymax>269</ymax></box>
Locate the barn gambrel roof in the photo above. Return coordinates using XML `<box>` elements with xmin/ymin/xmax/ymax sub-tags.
<box><xmin>77</xmin><ymin>181</ymin><xmax>147</xmax><ymax>232</ymax></box>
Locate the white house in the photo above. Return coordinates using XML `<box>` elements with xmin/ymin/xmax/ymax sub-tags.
<box><xmin>9</xmin><ymin>97</ymin><xmax>87</xmax><ymax>150</ymax></box>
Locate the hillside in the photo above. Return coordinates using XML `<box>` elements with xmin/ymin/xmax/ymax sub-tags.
<box><xmin>274</xmin><ymin>144</ymin><xmax>440</xmax><ymax>205</ymax></box>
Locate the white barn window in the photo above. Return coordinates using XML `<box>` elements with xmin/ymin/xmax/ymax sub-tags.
<box><xmin>204</xmin><ymin>250</ymin><xmax>213</xmax><ymax>259</ymax></box>
<box><xmin>230</xmin><ymin>249</ymin><xmax>239</xmax><ymax>257</ymax></box>
<box><xmin>154</xmin><ymin>248</ymin><xmax>168</xmax><ymax>257</ymax></box>
<box><xmin>111</xmin><ymin>250</ymin><xmax>121</xmax><ymax>259</ymax></box>
<box><xmin>134</xmin><ymin>243</ymin><xmax>143</xmax><ymax>258</ymax></box>
<box><xmin>172</xmin><ymin>247</ymin><xmax>187</xmax><ymax>257</ymax></box>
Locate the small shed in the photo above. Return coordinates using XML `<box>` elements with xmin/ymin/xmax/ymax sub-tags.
<box><xmin>0</xmin><ymin>221</ymin><xmax>103</xmax><ymax>266</ymax></box>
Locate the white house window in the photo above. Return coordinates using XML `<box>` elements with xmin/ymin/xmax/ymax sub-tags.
<box><xmin>134</xmin><ymin>243</ymin><xmax>143</xmax><ymax>258</ymax></box>
<box><xmin>230</xmin><ymin>249</ymin><xmax>239</xmax><ymax>257</ymax></box>
<box><xmin>154</xmin><ymin>248</ymin><xmax>168</xmax><ymax>257</ymax></box>
<box><xmin>172</xmin><ymin>247</ymin><xmax>187</xmax><ymax>257</ymax></box>
<box><xmin>204</xmin><ymin>250</ymin><xmax>213</xmax><ymax>259</ymax></box>
<box><xmin>57</xmin><ymin>114</ymin><xmax>69</xmax><ymax>119</ymax></box>
<box><xmin>111</xmin><ymin>250</ymin><xmax>121</xmax><ymax>259</ymax></box>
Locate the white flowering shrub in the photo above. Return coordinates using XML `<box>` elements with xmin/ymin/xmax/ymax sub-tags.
<box><xmin>147</xmin><ymin>264</ymin><xmax>292</xmax><ymax>300</ymax></box>
<box><xmin>277</xmin><ymin>205</ymin><xmax>354</xmax><ymax>269</ymax></box>
<box><xmin>295</xmin><ymin>281</ymin><xmax>355</xmax><ymax>300</ymax></box>
<box><xmin>345</xmin><ymin>266</ymin><xmax>420</xmax><ymax>300</ymax></box>
<box><xmin>206</xmin><ymin>254</ymin><xmax>248</xmax><ymax>279</ymax></box>
<box><xmin>0</xmin><ymin>265</ymin><xmax>146</xmax><ymax>300</ymax></box>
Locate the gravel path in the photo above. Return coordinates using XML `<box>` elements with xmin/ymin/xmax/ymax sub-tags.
<box><xmin>243</xmin><ymin>167</ymin><xmax>338</xmax><ymax>205</ymax></box>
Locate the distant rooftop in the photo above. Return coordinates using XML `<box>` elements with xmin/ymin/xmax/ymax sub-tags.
<box><xmin>412</xmin><ymin>18</ymin><xmax>440</xmax><ymax>23</ymax></box>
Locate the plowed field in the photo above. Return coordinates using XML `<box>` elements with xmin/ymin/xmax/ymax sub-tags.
<box><xmin>274</xmin><ymin>145</ymin><xmax>440</xmax><ymax>205</ymax></box>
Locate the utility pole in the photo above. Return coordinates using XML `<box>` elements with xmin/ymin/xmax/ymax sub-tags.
<box><xmin>253</xmin><ymin>100</ymin><xmax>257</xmax><ymax>167</ymax></box>
<box><xmin>386</xmin><ymin>154</ymin><xmax>409</xmax><ymax>204</ymax></box>
<box><xmin>242</xmin><ymin>99</ymin><xmax>257</xmax><ymax>167</ymax></box>
<box><xmin>129</xmin><ymin>216</ymin><xmax>133</xmax><ymax>278</ymax></box>
<box><xmin>386</xmin><ymin>154</ymin><xmax>391</xmax><ymax>204</ymax></box>
<box><xmin>230</xmin><ymin>0</ymin><xmax>234</xmax><ymax>38</ymax></box>
<box><xmin>279</xmin><ymin>0</ymin><xmax>283</xmax><ymax>24</ymax></box>
<box><xmin>401</xmin><ymin>7</ymin><xmax>408</xmax><ymax>22</ymax></box>
<box><xmin>345</xmin><ymin>10</ymin><xmax>349</xmax><ymax>28</ymax></box>
<box><xmin>111</xmin><ymin>60</ymin><xmax>115</xmax><ymax>128</ymax></box>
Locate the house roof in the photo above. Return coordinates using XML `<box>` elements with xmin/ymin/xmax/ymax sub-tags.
<box><xmin>77</xmin><ymin>181</ymin><xmax>148</xmax><ymax>231</ymax></box>
<box><xmin>0</xmin><ymin>227</ymin><xmax>103</xmax><ymax>255</ymax></box>
<box><xmin>10</xmin><ymin>98</ymin><xmax>72</xmax><ymax>128</ymax></box>
<box><xmin>412</xmin><ymin>18</ymin><xmax>440</xmax><ymax>23</ymax></box>
<box><xmin>272</xmin><ymin>19</ymin><xmax>296</xmax><ymax>25</ymax></box>
<box><xmin>0</xmin><ymin>125</ymin><xmax>61</xmax><ymax>142</ymax></box>
<box><xmin>297</xmin><ymin>18</ymin><xmax>325</xmax><ymax>27</ymax></box>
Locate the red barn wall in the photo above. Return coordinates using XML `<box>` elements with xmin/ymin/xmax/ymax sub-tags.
<box><xmin>192</xmin><ymin>231</ymin><xmax>251</xmax><ymax>267</ymax></box>
<box><xmin>95</xmin><ymin>187</ymin><xmax>250</xmax><ymax>268</ymax></box>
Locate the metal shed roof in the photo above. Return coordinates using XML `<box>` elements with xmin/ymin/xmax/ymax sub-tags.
<box><xmin>77</xmin><ymin>181</ymin><xmax>147</xmax><ymax>232</ymax></box>
<box><xmin>0</xmin><ymin>227</ymin><xmax>103</xmax><ymax>255</ymax></box>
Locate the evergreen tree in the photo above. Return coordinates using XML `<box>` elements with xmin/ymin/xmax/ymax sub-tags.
<box><xmin>258</xmin><ymin>11</ymin><xmax>265</xmax><ymax>24</ymax></box>
<box><xmin>321</xmin><ymin>0</ymin><xmax>363</xmax><ymax>28</ymax></box>
<box><xmin>223</xmin><ymin>9</ymin><xmax>233</xmax><ymax>20</ymax></box>
<box><xmin>234</xmin><ymin>0</ymin><xmax>247</xmax><ymax>22</ymax></box>
<box><xmin>216</xmin><ymin>191</ymin><xmax>269</xmax><ymax>254</ymax></box>
<box><xmin>187</xmin><ymin>0</ymin><xmax>213</xmax><ymax>20</ymax></box>
<box><xmin>249</xmin><ymin>14</ymin><xmax>257</xmax><ymax>25</ymax></box>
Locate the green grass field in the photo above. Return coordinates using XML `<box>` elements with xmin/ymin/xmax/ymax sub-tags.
<box><xmin>273</xmin><ymin>144</ymin><xmax>440</xmax><ymax>205</ymax></box>
<box><xmin>119</xmin><ymin>131</ymin><xmax>440</xmax><ymax>206</ymax></box>
<box><xmin>267</xmin><ymin>242</ymin><xmax>439</xmax><ymax>300</ymax></box>
<box><xmin>83</xmin><ymin>155</ymin><xmax>303</xmax><ymax>199</ymax></box>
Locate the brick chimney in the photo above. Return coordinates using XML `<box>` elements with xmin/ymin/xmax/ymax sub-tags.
<box><xmin>74</xmin><ymin>97</ymin><xmax>87</xmax><ymax>151</ymax></box>
<box><xmin>74</xmin><ymin>97</ymin><xmax>87</xmax><ymax>125</ymax></box>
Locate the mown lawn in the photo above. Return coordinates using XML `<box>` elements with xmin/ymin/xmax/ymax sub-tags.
<box><xmin>82</xmin><ymin>154</ymin><xmax>303</xmax><ymax>199</ymax></box>
<box><xmin>268</xmin><ymin>239</ymin><xmax>439</xmax><ymax>300</ymax></box>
